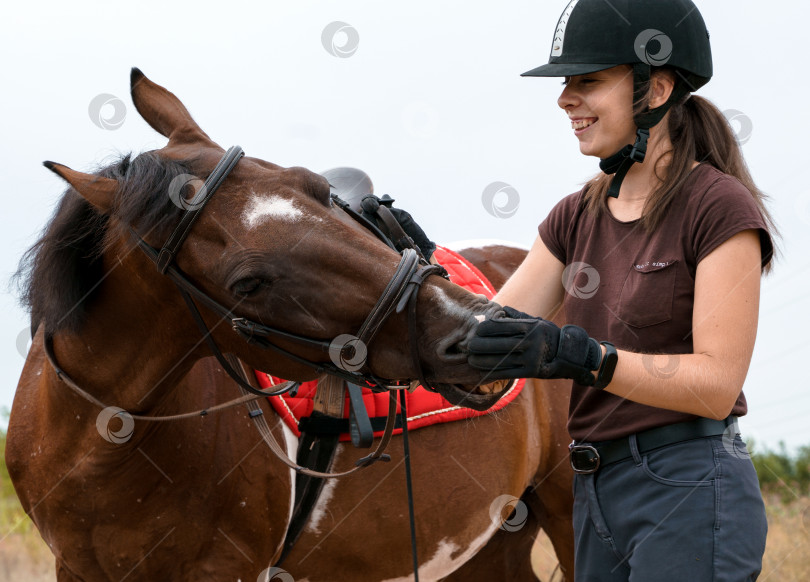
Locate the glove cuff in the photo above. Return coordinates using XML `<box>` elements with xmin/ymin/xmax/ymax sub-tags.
<box><xmin>557</xmin><ymin>325</ymin><xmax>602</xmax><ymax>386</ymax></box>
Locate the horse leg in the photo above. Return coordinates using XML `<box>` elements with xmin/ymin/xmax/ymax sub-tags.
<box><xmin>438</xmin><ymin>487</ymin><xmax>543</xmax><ymax>581</ymax></box>
<box><xmin>439</xmin><ymin>480</ymin><xmax>574</xmax><ymax>582</ymax></box>
<box><xmin>531</xmin><ymin>477</ymin><xmax>574</xmax><ymax>581</ymax></box>
<box><xmin>529</xmin><ymin>378</ymin><xmax>576</xmax><ymax>582</ymax></box>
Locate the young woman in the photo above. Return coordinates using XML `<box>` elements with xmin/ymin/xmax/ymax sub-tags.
<box><xmin>466</xmin><ymin>0</ymin><xmax>775</xmax><ymax>579</ymax></box>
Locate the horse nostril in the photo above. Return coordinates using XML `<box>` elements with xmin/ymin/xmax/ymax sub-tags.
<box><xmin>446</xmin><ymin>340</ymin><xmax>467</xmax><ymax>356</ymax></box>
<box><xmin>437</xmin><ymin>335</ymin><xmax>469</xmax><ymax>362</ymax></box>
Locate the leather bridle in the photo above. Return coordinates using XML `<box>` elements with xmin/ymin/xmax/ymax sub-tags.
<box><xmin>132</xmin><ymin>146</ymin><xmax>449</xmax><ymax>398</ymax></box>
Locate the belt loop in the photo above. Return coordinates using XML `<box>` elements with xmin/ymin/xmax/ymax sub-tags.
<box><xmin>629</xmin><ymin>434</ymin><xmax>642</xmax><ymax>466</ymax></box>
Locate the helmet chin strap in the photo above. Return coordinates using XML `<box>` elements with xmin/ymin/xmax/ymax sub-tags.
<box><xmin>599</xmin><ymin>63</ymin><xmax>691</xmax><ymax>198</ymax></box>
<box><xmin>599</xmin><ymin>128</ymin><xmax>650</xmax><ymax>198</ymax></box>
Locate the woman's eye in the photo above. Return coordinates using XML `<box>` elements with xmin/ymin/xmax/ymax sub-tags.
<box><xmin>232</xmin><ymin>278</ymin><xmax>264</xmax><ymax>296</ymax></box>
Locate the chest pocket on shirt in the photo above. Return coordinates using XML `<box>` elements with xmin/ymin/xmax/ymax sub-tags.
<box><xmin>617</xmin><ymin>260</ymin><xmax>678</xmax><ymax>328</ymax></box>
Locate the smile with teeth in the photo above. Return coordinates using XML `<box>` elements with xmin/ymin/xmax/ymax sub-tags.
<box><xmin>571</xmin><ymin>118</ymin><xmax>596</xmax><ymax>130</ymax></box>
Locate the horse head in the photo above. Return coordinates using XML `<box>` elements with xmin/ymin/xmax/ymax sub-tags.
<box><xmin>33</xmin><ymin>69</ymin><xmax>506</xmax><ymax>411</ymax></box>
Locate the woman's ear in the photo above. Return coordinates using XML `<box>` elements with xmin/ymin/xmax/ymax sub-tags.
<box><xmin>649</xmin><ymin>69</ymin><xmax>676</xmax><ymax>109</ymax></box>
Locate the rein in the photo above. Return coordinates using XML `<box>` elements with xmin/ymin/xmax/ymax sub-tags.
<box><xmin>42</xmin><ymin>333</ymin><xmax>279</xmax><ymax>421</ymax></box>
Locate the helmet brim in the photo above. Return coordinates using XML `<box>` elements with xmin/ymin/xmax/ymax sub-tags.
<box><xmin>521</xmin><ymin>62</ymin><xmax>617</xmax><ymax>77</ymax></box>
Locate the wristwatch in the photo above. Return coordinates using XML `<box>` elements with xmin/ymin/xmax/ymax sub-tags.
<box><xmin>593</xmin><ymin>342</ymin><xmax>618</xmax><ymax>390</ymax></box>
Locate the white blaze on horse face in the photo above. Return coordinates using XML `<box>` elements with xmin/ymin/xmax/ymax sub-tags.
<box><xmin>242</xmin><ymin>193</ymin><xmax>318</xmax><ymax>229</ymax></box>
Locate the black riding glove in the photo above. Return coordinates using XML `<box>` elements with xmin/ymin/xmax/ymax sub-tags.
<box><xmin>388</xmin><ymin>207</ymin><xmax>436</xmax><ymax>261</ymax></box>
<box><xmin>468</xmin><ymin>306</ymin><xmax>603</xmax><ymax>385</ymax></box>
<box><xmin>358</xmin><ymin>195</ymin><xmax>437</xmax><ymax>261</ymax></box>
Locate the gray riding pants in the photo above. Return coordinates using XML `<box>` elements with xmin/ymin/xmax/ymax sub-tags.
<box><xmin>573</xmin><ymin>434</ymin><xmax>767</xmax><ymax>582</ymax></box>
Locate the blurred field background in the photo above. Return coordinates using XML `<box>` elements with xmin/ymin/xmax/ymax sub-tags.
<box><xmin>2</xmin><ymin>413</ymin><xmax>808</xmax><ymax>581</ymax></box>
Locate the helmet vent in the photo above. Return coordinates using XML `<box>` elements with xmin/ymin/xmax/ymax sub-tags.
<box><xmin>551</xmin><ymin>0</ymin><xmax>581</xmax><ymax>57</ymax></box>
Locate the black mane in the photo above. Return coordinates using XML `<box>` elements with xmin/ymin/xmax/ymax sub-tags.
<box><xmin>15</xmin><ymin>152</ymin><xmax>199</xmax><ymax>336</ymax></box>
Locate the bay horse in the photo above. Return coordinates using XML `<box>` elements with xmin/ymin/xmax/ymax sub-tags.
<box><xmin>7</xmin><ymin>69</ymin><xmax>574</xmax><ymax>581</ymax></box>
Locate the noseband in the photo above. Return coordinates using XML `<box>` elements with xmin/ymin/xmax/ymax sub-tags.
<box><xmin>132</xmin><ymin>146</ymin><xmax>447</xmax><ymax>397</ymax></box>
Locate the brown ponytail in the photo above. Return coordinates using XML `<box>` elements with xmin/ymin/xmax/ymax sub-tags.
<box><xmin>581</xmin><ymin>79</ymin><xmax>778</xmax><ymax>272</ymax></box>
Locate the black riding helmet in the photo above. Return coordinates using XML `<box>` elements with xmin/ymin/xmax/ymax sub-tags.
<box><xmin>522</xmin><ymin>0</ymin><xmax>713</xmax><ymax>197</ymax></box>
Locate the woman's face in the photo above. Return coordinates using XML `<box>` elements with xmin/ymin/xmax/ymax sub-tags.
<box><xmin>557</xmin><ymin>65</ymin><xmax>637</xmax><ymax>159</ymax></box>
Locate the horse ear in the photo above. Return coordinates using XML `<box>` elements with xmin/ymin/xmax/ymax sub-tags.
<box><xmin>130</xmin><ymin>67</ymin><xmax>216</xmax><ymax>146</ymax></box>
<box><xmin>43</xmin><ymin>161</ymin><xmax>117</xmax><ymax>213</ymax></box>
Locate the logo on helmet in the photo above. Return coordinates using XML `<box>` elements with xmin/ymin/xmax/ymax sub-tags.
<box><xmin>550</xmin><ymin>0</ymin><xmax>581</xmax><ymax>57</ymax></box>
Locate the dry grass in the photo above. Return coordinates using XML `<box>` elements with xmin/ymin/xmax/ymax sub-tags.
<box><xmin>760</xmin><ymin>494</ymin><xmax>810</xmax><ymax>581</ymax></box>
<box><xmin>0</xmin><ymin>496</ymin><xmax>55</xmax><ymax>582</ymax></box>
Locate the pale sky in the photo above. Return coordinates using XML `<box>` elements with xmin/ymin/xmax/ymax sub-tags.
<box><xmin>2</xmin><ymin>0</ymin><xmax>809</xmax><ymax>452</ymax></box>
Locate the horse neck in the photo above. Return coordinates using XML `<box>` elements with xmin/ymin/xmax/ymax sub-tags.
<box><xmin>48</xmin><ymin>246</ymin><xmax>206</xmax><ymax>414</ymax></box>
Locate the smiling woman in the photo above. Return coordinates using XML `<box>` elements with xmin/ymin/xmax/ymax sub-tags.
<box><xmin>466</xmin><ymin>0</ymin><xmax>777</xmax><ymax>580</ymax></box>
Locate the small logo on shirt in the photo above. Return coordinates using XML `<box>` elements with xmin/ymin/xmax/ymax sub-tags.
<box><xmin>634</xmin><ymin>259</ymin><xmax>677</xmax><ymax>272</ymax></box>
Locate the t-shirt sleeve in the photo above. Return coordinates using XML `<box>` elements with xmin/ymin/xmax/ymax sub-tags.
<box><xmin>538</xmin><ymin>191</ymin><xmax>583</xmax><ymax>264</ymax></box>
<box><xmin>692</xmin><ymin>174</ymin><xmax>774</xmax><ymax>269</ymax></box>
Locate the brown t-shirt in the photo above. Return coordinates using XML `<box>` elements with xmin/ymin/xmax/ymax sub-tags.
<box><xmin>538</xmin><ymin>164</ymin><xmax>773</xmax><ymax>442</ymax></box>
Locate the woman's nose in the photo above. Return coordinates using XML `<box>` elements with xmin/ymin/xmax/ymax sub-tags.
<box><xmin>557</xmin><ymin>84</ymin><xmax>578</xmax><ymax>110</ymax></box>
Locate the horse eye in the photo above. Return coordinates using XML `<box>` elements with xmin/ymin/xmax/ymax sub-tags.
<box><xmin>232</xmin><ymin>278</ymin><xmax>264</xmax><ymax>296</ymax></box>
